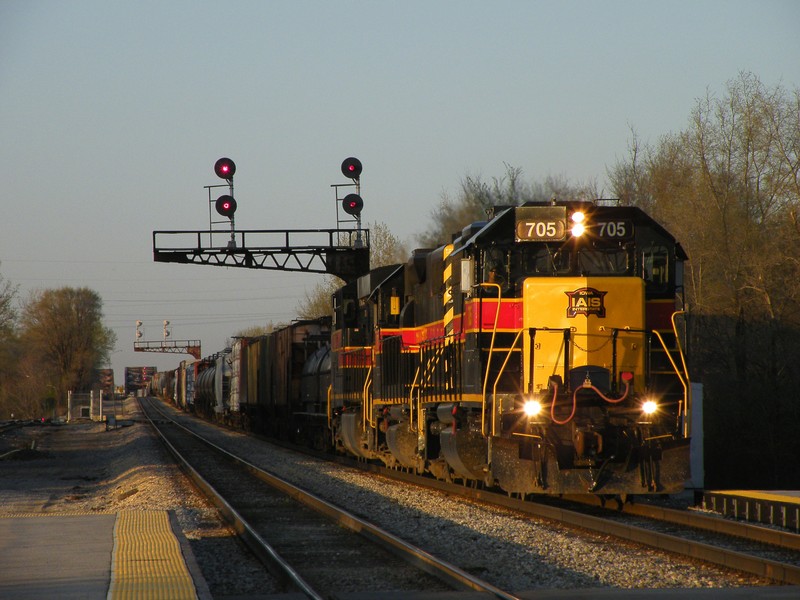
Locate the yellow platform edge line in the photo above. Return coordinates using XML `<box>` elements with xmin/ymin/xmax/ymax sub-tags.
<box><xmin>709</xmin><ymin>490</ymin><xmax>800</xmax><ymax>506</ymax></box>
<box><xmin>0</xmin><ymin>511</ymin><xmax>116</xmax><ymax>518</ymax></box>
<box><xmin>108</xmin><ymin>510</ymin><xmax>197</xmax><ymax>600</ymax></box>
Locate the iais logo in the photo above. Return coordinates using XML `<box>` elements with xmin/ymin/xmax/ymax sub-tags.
<box><xmin>565</xmin><ymin>287</ymin><xmax>607</xmax><ymax>318</ymax></box>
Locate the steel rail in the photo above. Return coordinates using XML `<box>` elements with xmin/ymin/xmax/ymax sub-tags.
<box><xmin>139</xmin><ymin>399</ymin><xmax>324</xmax><ymax>600</ymax></box>
<box><xmin>141</xmin><ymin>398</ymin><xmax>521</xmax><ymax>600</ymax></box>
<box><xmin>564</xmin><ymin>494</ymin><xmax>800</xmax><ymax>552</ymax></box>
<box><xmin>354</xmin><ymin>461</ymin><xmax>800</xmax><ymax>585</ymax></box>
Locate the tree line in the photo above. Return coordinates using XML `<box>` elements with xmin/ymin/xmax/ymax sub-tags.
<box><xmin>609</xmin><ymin>73</ymin><xmax>800</xmax><ymax>489</ymax></box>
<box><xmin>0</xmin><ymin>278</ymin><xmax>116</xmax><ymax>420</ymax></box>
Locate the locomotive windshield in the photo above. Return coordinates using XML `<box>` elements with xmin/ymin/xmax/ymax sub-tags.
<box><xmin>575</xmin><ymin>245</ymin><xmax>630</xmax><ymax>275</ymax></box>
<box><xmin>519</xmin><ymin>245</ymin><xmax>630</xmax><ymax>276</ymax></box>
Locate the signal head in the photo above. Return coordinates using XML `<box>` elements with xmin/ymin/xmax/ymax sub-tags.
<box><xmin>342</xmin><ymin>193</ymin><xmax>363</xmax><ymax>216</ymax></box>
<box><xmin>214</xmin><ymin>157</ymin><xmax>236</xmax><ymax>180</ymax></box>
<box><xmin>341</xmin><ymin>157</ymin><xmax>362</xmax><ymax>181</ymax></box>
<box><xmin>215</xmin><ymin>194</ymin><xmax>237</xmax><ymax>219</ymax></box>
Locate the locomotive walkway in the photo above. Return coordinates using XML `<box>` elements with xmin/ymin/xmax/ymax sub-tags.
<box><xmin>0</xmin><ymin>510</ymin><xmax>211</xmax><ymax>600</ymax></box>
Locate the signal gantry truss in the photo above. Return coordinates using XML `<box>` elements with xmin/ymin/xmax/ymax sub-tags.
<box><xmin>134</xmin><ymin>339</ymin><xmax>202</xmax><ymax>360</ymax></box>
<box><xmin>152</xmin><ymin>228</ymin><xmax>370</xmax><ymax>282</ymax></box>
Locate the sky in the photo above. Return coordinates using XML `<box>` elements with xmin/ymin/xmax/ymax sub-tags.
<box><xmin>1</xmin><ymin>0</ymin><xmax>799</xmax><ymax>383</ymax></box>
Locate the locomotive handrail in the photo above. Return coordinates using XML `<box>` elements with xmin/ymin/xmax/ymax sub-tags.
<box><xmin>326</xmin><ymin>384</ymin><xmax>333</xmax><ymax>434</ymax></box>
<box><xmin>490</xmin><ymin>329</ymin><xmax>524</xmax><ymax>437</ymax></box>
<box><xmin>616</xmin><ymin>317</ymin><xmax>690</xmax><ymax>422</ymax></box>
<box><xmin>670</xmin><ymin>310</ymin><xmax>690</xmax><ymax>389</ymax></box>
<box><xmin>361</xmin><ymin>360</ymin><xmax>375</xmax><ymax>430</ymax></box>
<box><xmin>478</xmin><ymin>282</ymin><xmax>502</xmax><ymax>437</ymax></box>
<box><xmin>408</xmin><ymin>365</ymin><xmax>423</xmax><ymax>433</ymax></box>
<box><xmin>527</xmin><ymin>327</ymin><xmax>571</xmax><ymax>397</ymax></box>
<box><xmin>593</xmin><ymin>314</ymin><xmax>689</xmax><ymax>436</ymax></box>
<box><xmin>407</xmin><ymin>338</ymin><xmax>454</xmax><ymax>433</ymax></box>
<box><xmin>651</xmin><ymin>310</ymin><xmax>691</xmax><ymax>436</ymax></box>
<box><xmin>417</xmin><ymin>343</ymin><xmax>442</xmax><ymax>433</ymax></box>
<box><xmin>671</xmin><ymin>310</ymin><xmax>691</xmax><ymax>437</ymax></box>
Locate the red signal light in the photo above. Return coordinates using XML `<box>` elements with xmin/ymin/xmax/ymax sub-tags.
<box><xmin>214</xmin><ymin>157</ymin><xmax>236</xmax><ymax>180</ymax></box>
<box><xmin>215</xmin><ymin>194</ymin><xmax>237</xmax><ymax>219</ymax></box>
<box><xmin>342</xmin><ymin>193</ymin><xmax>363</xmax><ymax>216</ymax></box>
<box><xmin>341</xmin><ymin>157</ymin><xmax>362</xmax><ymax>181</ymax></box>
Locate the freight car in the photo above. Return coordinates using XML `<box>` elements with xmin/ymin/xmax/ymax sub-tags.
<box><xmin>236</xmin><ymin>318</ymin><xmax>331</xmax><ymax>444</ymax></box>
<box><xmin>155</xmin><ymin>199</ymin><xmax>691</xmax><ymax>497</ymax></box>
<box><xmin>168</xmin><ymin>319</ymin><xmax>332</xmax><ymax>436</ymax></box>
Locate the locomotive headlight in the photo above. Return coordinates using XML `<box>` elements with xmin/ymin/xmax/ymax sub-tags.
<box><xmin>570</xmin><ymin>211</ymin><xmax>586</xmax><ymax>237</ymax></box>
<box><xmin>523</xmin><ymin>399</ymin><xmax>543</xmax><ymax>417</ymax></box>
<box><xmin>641</xmin><ymin>400</ymin><xmax>658</xmax><ymax>415</ymax></box>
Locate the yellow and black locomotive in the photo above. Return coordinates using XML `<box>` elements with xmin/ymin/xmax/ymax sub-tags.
<box><xmin>331</xmin><ymin>200</ymin><xmax>690</xmax><ymax>495</ymax></box>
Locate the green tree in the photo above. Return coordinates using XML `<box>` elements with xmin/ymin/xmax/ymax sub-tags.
<box><xmin>20</xmin><ymin>287</ymin><xmax>117</xmax><ymax>415</ymax></box>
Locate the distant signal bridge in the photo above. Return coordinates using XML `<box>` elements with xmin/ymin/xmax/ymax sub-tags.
<box><xmin>134</xmin><ymin>340</ymin><xmax>202</xmax><ymax>360</ymax></box>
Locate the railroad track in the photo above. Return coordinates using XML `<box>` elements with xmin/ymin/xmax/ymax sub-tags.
<box><xmin>140</xmin><ymin>397</ymin><xmax>521</xmax><ymax>599</ymax></box>
<box><xmin>357</xmin><ymin>458</ymin><xmax>800</xmax><ymax>586</ymax></box>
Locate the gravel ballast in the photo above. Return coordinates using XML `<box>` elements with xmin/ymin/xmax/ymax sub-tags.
<box><xmin>0</xmin><ymin>398</ymin><xmax>778</xmax><ymax>595</ymax></box>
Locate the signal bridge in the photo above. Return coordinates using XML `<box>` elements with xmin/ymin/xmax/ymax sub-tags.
<box><xmin>152</xmin><ymin>228</ymin><xmax>369</xmax><ymax>282</ymax></box>
<box><xmin>134</xmin><ymin>339</ymin><xmax>202</xmax><ymax>360</ymax></box>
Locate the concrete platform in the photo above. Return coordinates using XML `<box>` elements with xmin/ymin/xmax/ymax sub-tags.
<box><xmin>703</xmin><ymin>490</ymin><xmax>800</xmax><ymax>532</ymax></box>
<box><xmin>0</xmin><ymin>511</ymin><xmax>211</xmax><ymax>599</ymax></box>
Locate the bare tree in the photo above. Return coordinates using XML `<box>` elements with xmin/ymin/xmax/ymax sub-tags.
<box><xmin>296</xmin><ymin>220</ymin><xmax>408</xmax><ymax>319</ymax></box>
<box><xmin>0</xmin><ymin>266</ymin><xmax>16</xmax><ymax>337</ymax></box>
<box><xmin>368</xmin><ymin>221</ymin><xmax>408</xmax><ymax>268</ymax></box>
<box><xmin>609</xmin><ymin>72</ymin><xmax>800</xmax><ymax>487</ymax></box>
<box><xmin>418</xmin><ymin>165</ymin><xmax>599</xmax><ymax>248</ymax></box>
<box><xmin>0</xmin><ymin>266</ymin><xmax>20</xmax><ymax>418</ymax></box>
<box><xmin>296</xmin><ymin>276</ymin><xmax>341</xmax><ymax>319</ymax></box>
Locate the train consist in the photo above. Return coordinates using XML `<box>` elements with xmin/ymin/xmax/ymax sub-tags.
<box><xmin>151</xmin><ymin>200</ymin><xmax>691</xmax><ymax>496</ymax></box>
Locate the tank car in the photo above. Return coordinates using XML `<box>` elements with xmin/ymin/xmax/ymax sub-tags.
<box><xmin>329</xmin><ymin>201</ymin><xmax>691</xmax><ymax>495</ymax></box>
<box><xmin>194</xmin><ymin>352</ymin><xmax>231</xmax><ymax>421</ymax></box>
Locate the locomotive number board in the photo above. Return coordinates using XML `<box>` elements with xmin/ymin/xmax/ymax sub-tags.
<box><xmin>591</xmin><ymin>219</ymin><xmax>635</xmax><ymax>240</ymax></box>
<box><xmin>515</xmin><ymin>206</ymin><xmax>567</xmax><ymax>242</ymax></box>
<box><xmin>515</xmin><ymin>206</ymin><xmax>635</xmax><ymax>242</ymax></box>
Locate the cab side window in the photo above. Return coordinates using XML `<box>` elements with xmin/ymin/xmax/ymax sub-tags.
<box><xmin>643</xmin><ymin>246</ymin><xmax>669</xmax><ymax>291</ymax></box>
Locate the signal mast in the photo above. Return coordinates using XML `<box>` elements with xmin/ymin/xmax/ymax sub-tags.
<box><xmin>152</xmin><ymin>157</ymin><xmax>370</xmax><ymax>282</ymax></box>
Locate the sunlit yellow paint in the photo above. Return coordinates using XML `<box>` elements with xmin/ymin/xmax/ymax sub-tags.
<box><xmin>523</xmin><ymin>277</ymin><xmax>646</xmax><ymax>392</ymax></box>
<box><xmin>108</xmin><ymin>511</ymin><xmax>196</xmax><ymax>599</ymax></box>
